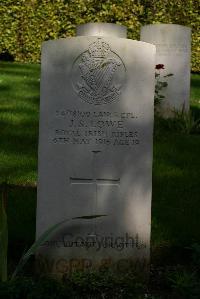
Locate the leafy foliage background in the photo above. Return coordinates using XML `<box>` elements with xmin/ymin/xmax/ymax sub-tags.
<box><xmin>0</xmin><ymin>0</ymin><xmax>199</xmax><ymax>72</ymax></box>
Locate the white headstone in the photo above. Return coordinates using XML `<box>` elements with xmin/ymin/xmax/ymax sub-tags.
<box><xmin>140</xmin><ymin>24</ymin><xmax>191</xmax><ymax>117</ymax></box>
<box><xmin>76</xmin><ymin>23</ymin><xmax>127</xmax><ymax>38</ymax></box>
<box><xmin>36</xmin><ymin>26</ymin><xmax>155</xmax><ymax>278</ymax></box>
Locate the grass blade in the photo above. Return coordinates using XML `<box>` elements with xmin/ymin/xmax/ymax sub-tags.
<box><xmin>11</xmin><ymin>214</ymin><xmax>106</xmax><ymax>280</ymax></box>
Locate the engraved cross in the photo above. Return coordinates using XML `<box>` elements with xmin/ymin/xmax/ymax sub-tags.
<box><xmin>70</xmin><ymin>150</ymin><xmax>120</xmax><ymax>233</ymax></box>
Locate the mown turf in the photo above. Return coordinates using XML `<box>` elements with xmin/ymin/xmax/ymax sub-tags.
<box><xmin>0</xmin><ymin>61</ymin><xmax>200</xmax><ymax>262</ymax></box>
<box><xmin>0</xmin><ymin>61</ymin><xmax>40</xmax><ymax>186</ymax></box>
<box><xmin>191</xmin><ymin>74</ymin><xmax>200</xmax><ymax>105</ymax></box>
<box><xmin>152</xmin><ymin>132</ymin><xmax>200</xmax><ymax>249</ymax></box>
<box><xmin>190</xmin><ymin>73</ymin><xmax>200</xmax><ymax>119</ymax></box>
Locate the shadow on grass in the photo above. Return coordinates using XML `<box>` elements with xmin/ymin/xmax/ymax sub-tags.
<box><xmin>191</xmin><ymin>105</ymin><xmax>200</xmax><ymax>119</ymax></box>
<box><xmin>0</xmin><ymin>69</ymin><xmax>39</xmax><ymax>78</ymax></box>
<box><xmin>0</xmin><ymin>61</ymin><xmax>40</xmax><ymax>74</ymax></box>
<box><xmin>191</xmin><ymin>74</ymin><xmax>200</xmax><ymax>88</ymax></box>
<box><xmin>0</xmin><ymin>117</ymin><xmax>39</xmax><ymax>185</ymax></box>
<box><xmin>151</xmin><ymin>127</ymin><xmax>200</xmax><ymax>263</ymax></box>
<box><xmin>0</xmin><ymin>84</ymin><xmax>13</xmax><ymax>92</ymax></box>
<box><xmin>0</xmin><ymin>185</ymin><xmax>37</xmax><ymax>271</ymax></box>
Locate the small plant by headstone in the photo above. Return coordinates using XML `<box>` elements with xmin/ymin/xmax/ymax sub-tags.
<box><xmin>154</xmin><ymin>64</ymin><xmax>173</xmax><ymax>108</ymax></box>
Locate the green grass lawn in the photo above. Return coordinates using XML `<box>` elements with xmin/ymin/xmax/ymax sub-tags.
<box><xmin>0</xmin><ymin>62</ymin><xmax>40</xmax><ymax>186</ymax></box>
<box><xmin>191</xmin><ymin>74</ymin><xmax>200</xmax><ymax>106</ymax></box>
<box><xmin>0</xmin><ymin>61</ymin><xmax>200</xmax><ymax>263</ymax></box>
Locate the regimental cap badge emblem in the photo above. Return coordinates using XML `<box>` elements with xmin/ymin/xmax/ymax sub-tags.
<box><xmin>72</xmin><ymin>38</ymin><xmax>126</xmax><ymax>105</ymax></box>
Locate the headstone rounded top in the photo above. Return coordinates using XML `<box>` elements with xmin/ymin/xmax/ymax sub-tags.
<box><xmin>140</xmin><ymin>23</ymin><xmax>191</xmax><ymax>118</ymax></box>
<box><xmin>76</xmin><ymin>23</ymin><xmax>127</xmax><ymax>38</ymax></box>
<box><xmin>140</xmin><ymin>23</ymin><xmax>191</xmax><ymax>49</ymax></box>
<box><xmin>141</xmin><ymin>23</ymin><xmax>191</xmax><ymax>33</ymax></box>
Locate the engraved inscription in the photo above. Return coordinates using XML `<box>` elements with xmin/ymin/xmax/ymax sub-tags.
<box><xmin>41</xmin><ymin>233</ymin><xmax>146</xmax><ymax>251</ymax></box>
<box><xmin>51</xmin><ymin>109</ymin><xmax>140</xmax><ymax>146</ymax></box>
<box><xmin>72</xmin><ymin>39</ymin><xmax>126</xmax><ymax>105</ymax></box>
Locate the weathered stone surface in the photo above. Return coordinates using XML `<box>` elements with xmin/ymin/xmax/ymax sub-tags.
<box><xmin>76</xmin><ymin>23</ymin><xmax>127</xmax><ymax>38</ymax></box>
<box><xmin>140</xmin><ymin>24</ymin><xmax>191</xmax><ymax>117</ymax></box>
<box><xmin>36</xmin><ymin>34</ymin><xmax>155</xmax><ymax>277</ymax></box>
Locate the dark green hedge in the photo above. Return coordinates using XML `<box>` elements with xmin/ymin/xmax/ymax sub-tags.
<box><xmin>0</xmin><ymin>0</ymin><xmax>199</xmax><ymax>72</ymax></box>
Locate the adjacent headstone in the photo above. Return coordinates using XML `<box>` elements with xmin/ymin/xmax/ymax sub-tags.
<box><xmin>140</xmin><ymin>24</ymin><xmax>191</xmax><ymax>117</ymax></box>
<box><xmin>36</xmin><ymin>24</ymin><xmax>156</xmax><ymax>278</ymax></box>
<box><xmin>76</xmin><ymin>22</ymin><xmax>127</xmax><ymax>38</ymax></box>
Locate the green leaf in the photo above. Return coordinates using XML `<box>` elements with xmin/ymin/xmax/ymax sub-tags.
<box><xmin>75</xmin><ymin>215</ymin><xmax>106</xmax><ymax>219</ymax></box>
<box><xmin>163</xmin><ymin>73</ymin><xmax>174</xmax><ymax>77</ymax></box>
<box><xmin>11</xmin><ymin>214</ymin><xmax>106</xmax><ymax>280</ymax></box>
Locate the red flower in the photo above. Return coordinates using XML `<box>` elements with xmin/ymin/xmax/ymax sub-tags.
<box><xmin>155</xmin><ymin>64</ymin><xmax>165</xmax><ymax>70</ymax></box>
